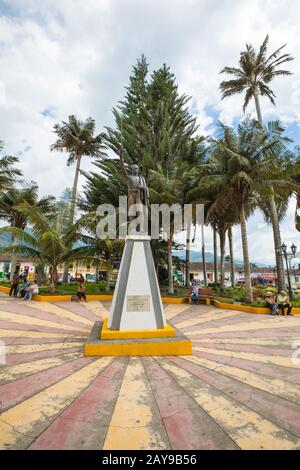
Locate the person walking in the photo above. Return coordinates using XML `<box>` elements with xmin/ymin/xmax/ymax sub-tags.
<box><xmin>276</xmin><ymin>291</ymin><xmax>293</xmax><ymax>316</ymax></box>
<box><xmin>77</xmin><ymin>283</ymin><xmax>87</xmax><ymax>302</ymax></box>
<box><xmin>9</xmin><ymin>271</ymin><xmax>19</xmax><ymax>297</ymax></box>
<box><xmin>265</xmin><ymin>292</ymin><xmax>279</xmax><ymax>315</ymax></box>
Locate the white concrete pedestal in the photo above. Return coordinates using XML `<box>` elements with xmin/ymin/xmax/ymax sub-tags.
<box><xmin>108</xmin><ymin>235</ymin><xmax>166</xmax><ymax>331</ymax></box>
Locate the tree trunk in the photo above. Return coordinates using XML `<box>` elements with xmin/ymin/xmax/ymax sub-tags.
<box><xmin>156</xmin><ymin>262</ymin><xmax>160</xmax><ymax>283</ymax></box>
<box><xmin>62</xmin><ymin>154</ymin><xmax>82</xmax><ymax>283</ymax></box>
<box><xmin>105</xmin><ymin>269</ymin><xmax>111</xmax><ymax>292</ymax></box>
<box><xmin>228</xmin><ymin>226</ymin><xmax>235</xmax><ymax>288</ymax></box>
<box><xmin>219</xmin><ymin>229</ymin><xmax>226</xmax><ymax>291</ymax></box>
<box><xmin>35</xmin><ymin>263</ymin><xmax>46</xmax><ymax>285</ymax></box>
<box><xmin>213</xmin><ymin>226</ymin><xmax>218</xmax><ymax>285</ymax></box>
<box><xmin>295</xmin><ymin>191</ymin><xmax>300</xmax><ymax>232</ymax></box>
<box><xmin>69</xmin><ymin>154</ymin><xmax>82</xmax><ymax>224</ymax></box>
<box><xmin>168</xmin><ymin>225</ymin><xmax>174</xmax><ymax>294</ymax></box>
<box><xmin>254</xmin><ymin>93</ymin><xmax>285</xmax><ymax>292</ymax></box>
<box><xmin>240</xmin><ymin>204</ymin><xmax>253</xmax><ymax>303</ymax></box>
<box><xmin>10</xmin><ymin>232</ymin><xmax>17</xmax><ymax>282</ymax></box>
<box><xmin>185</xmin><ymin>222</ymin><xmax>191</xmax><ymax>287</ymax></box>
<box><xmin>268</xmin><ymin>192</ymin><xmax>285</xmax><ymax>291</ymax></box>
<box><xmin>50</xmin><ymin>265</ymin><xmax>57</xmax><ymax>293</ymax></box>
<box><xmin>201</xmin><ymin>223</ymin><xmax>207</xmax><ymax>286</ymax></box>
<box><xmin>254</xmin><ymin>92</ymin><xmax>263</xmax><ymax>125</ymax></box>
<box><xmin>62</xmin><ymin>263</ymin><xmax>69</xmax><ymax>284</ymax></box>
<box><xmin>95</xmin><ymin>264</ymin><xmax>99</xmax><ymax>283</ymax></box>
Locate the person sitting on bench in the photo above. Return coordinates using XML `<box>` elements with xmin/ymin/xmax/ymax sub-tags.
<box><xmin>23</xmin><ymin>280</ymin><xmax>39</xmax><ymax>301</ymax></box>
<box><xmin>265</xmin><ymin>292</ymin><xmax>279</xmax><ymax>315</ymax></box>
<box><xmin>18</xmin><ymin>278</ymin><xmax>29</xmax><ymax>298</ymax></box>
<box><xmin>191</xmin><ymin>284</ymin><xmax>199</xmax><ymax>305</ymax></box>
<box><xmin>276</xmin><ymin>290</ymin><xmax>293</xmax><ymax>316</ymax></box>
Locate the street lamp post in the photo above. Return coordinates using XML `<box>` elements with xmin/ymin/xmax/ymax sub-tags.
<box><xmin>280</xmin><ymin>243</ymin><xmax>297</xmax><ymax>300</ymax></box>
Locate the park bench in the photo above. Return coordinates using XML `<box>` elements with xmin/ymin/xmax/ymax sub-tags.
<box><xmin>185</xmin><ymin>287</ymin><xmax>213</xmax><ymax>304</ymax></box>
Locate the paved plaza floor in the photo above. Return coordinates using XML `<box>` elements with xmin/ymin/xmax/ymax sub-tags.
<box><xmin>0</xmin><ymin>293</ymin><xmax>300</xmax><ymax>450</ymax></box>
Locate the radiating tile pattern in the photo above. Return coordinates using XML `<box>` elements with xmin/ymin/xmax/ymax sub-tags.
<box><xmin>0</xmin><ymin>293</ymin><xmax>300</xmax><ymax>450</ymax></box>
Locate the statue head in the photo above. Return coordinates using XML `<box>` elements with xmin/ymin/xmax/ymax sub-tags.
<box><xmin>131</xmin><ymin>164</ymin><xmax>139</xmax><ymax>176</ymax></box>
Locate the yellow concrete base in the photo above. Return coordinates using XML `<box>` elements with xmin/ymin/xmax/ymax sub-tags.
<box><xmin>84</xmin><ymin>320</ymin><xmax>192</xmax><ymax>357</ymax></box>
<box><xmin>100</xmin><ymin>317</ymin><xmax>176</xmax><ymax>340</ymax></box>
<box><xmin>84</xmin><ymin>339</ymin><xmax>192</xmax><ymax>356</ymax></box>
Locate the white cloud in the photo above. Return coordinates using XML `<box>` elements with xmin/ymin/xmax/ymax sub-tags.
<box><xmin>1</xmin><ymin>0</ymin><xmax>300</xmax><ymax>262</ymax></box>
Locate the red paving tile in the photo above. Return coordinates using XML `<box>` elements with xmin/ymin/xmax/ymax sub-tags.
<box><xmin>1</xmin><ymin>295</ymin><xmax>300</xmax><ymax>450</ymax></box>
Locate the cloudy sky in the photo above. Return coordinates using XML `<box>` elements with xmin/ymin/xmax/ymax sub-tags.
<box><xmin>0</xmin><ymin>0</ymin><xmax>300</xmax><ymax>265</ymax></box>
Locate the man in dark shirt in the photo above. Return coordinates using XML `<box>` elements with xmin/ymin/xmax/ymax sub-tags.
<box><xmin>9</xmin><ymin>271</ymin><xmax>19</xmax><ymax>297</ymax></box>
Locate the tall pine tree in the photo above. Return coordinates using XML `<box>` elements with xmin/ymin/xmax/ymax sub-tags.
<box><xmin>102</xmin><ymin>57</ymin><xmax>199</xmax><ymax>292</ymax></box>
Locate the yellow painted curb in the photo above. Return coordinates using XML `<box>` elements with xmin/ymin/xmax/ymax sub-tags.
<box><xmin>32</xmin><ymin>294</ymin><xmax>112</xmax><ymax>302</ymax></box>
<box><xmin>34</xmin><ymin>294</ymin><xmax>72</xmax><ymax>302</ymax></box>
<box><xmin>84</xmin><ymin>339</ymin><xmax>192</xmax><ymax>356</ymax></box>
<box><xmin>36</xmin><ymin>295</ymin><xmax>187</xmax><ymax>304</ymax></box>
<box><xmin>0</xmin><ymin>286</ymin><xmax>10</xmax><ymax>294</ymax></box>
<box><xmin>161</xmin><ymin>297</ymin><xmax>186</xmax><ymax>304</ymax></box>
<box><xmin>213</xmin><ymin>299</ymin><xmax>300</xmax><ymax>315</ymax></box>
<box><xmin>100</xmin><ymin>317</ymin><xmax>176</xmax><ymax>340</ymax></box>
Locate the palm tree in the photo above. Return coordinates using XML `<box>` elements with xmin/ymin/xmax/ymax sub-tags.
<box><xmin>182</xmin><ymin>137</ymin><xmax>209</xmax><ymax>287</ymax></box>
<box><xmin>187</xmin><ymin>162</ymin><xmax>232</xmax><ymax>290</ymax></box>
<box><xmin>220</xmin><ymin>35</ymin><xmax>294</xmax><ymax>290</ymax></box>
<box><xmin>0</xmin><ymin>142</ymin><xmax>22</xmax><ymax>190</ymax></box>
<box><xmin>54</xmin><ymin>188</ymin><xmax>72</xmax><ymax>235</ymax></box>
<box><xmin>207</xmin><ymin>119</ymin><xmax>295</xmax><ymax>302</ymax></box>
<box><xmin>51</xmin><ymin>115</ymin><xmax>105</xmax><ymax>281</ymax></box>
<box><xmin>66</xmin><ymin>237</ymin><xmax>123</xmax><ymax>292</ymax></box>
<box><xmin>292</xmin><ymin>147</ymin><xmax>300</xmax><ymax>232</ymax></box>
<box><xmin>213</xmin><ymin>226</ymin><xmax>218</xmax><ymax>284</ymax></box>
<box><xmin>0</xmin><ymin>182</ymin><xmax>55</xmax><ymax>280</ymax></box>
<box><xmin>185</xmin><ymin>221</ymin><xmax>191</xmax><ymax>287</ymax></box>
<box><xmin>51</xmin><ymin>116</ymin><xmax>105</xmax><ymax>223</ymax></box>
<box><xmin>64</xmin><ymin>211</ymin><xmax>124</xmax><ymax>291</ymax></box>
<box><xmin>228</xmin><ymin>226</ymin><xmax>235</xmax><ymax>287</ymax></box>
<box><xmin>250</xmin><ymin>120</ymin><xmax>297</xmax><ymax>292</ymax></box>
<box><xmin>207</xmin><ymin>211</ymin><xmax>236</xmax><ymax>292</ymax></box>
<box><xmin>0</xmin><ymin>202</ymin><xmax>67</xmax><ymax>292</ymax></box>
<box><xmin>104</xmin><ymin>61</ymin><xmax>199</xmax><ymax>294</ymax></box>
<box><xmin>149</xmin><ymin>165</ymin><xmax>185</xmax><ymax>294</ymax></box>
<box><xmin>220</xmin><ymin>35</ymin><xmax>293</xmax><ymax>122</ymax></box>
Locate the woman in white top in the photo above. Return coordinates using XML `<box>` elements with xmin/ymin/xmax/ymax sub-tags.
<box><xmin>23</xmin><ymin>280</ymin><xmax>39</xmax><ymax>301</ymax></box>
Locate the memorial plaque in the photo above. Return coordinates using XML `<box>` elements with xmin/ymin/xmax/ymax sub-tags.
<box><xmin>127</xmin><ymin>295</ymin><xmax>150</xmax><ymax>312</ymax></box>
